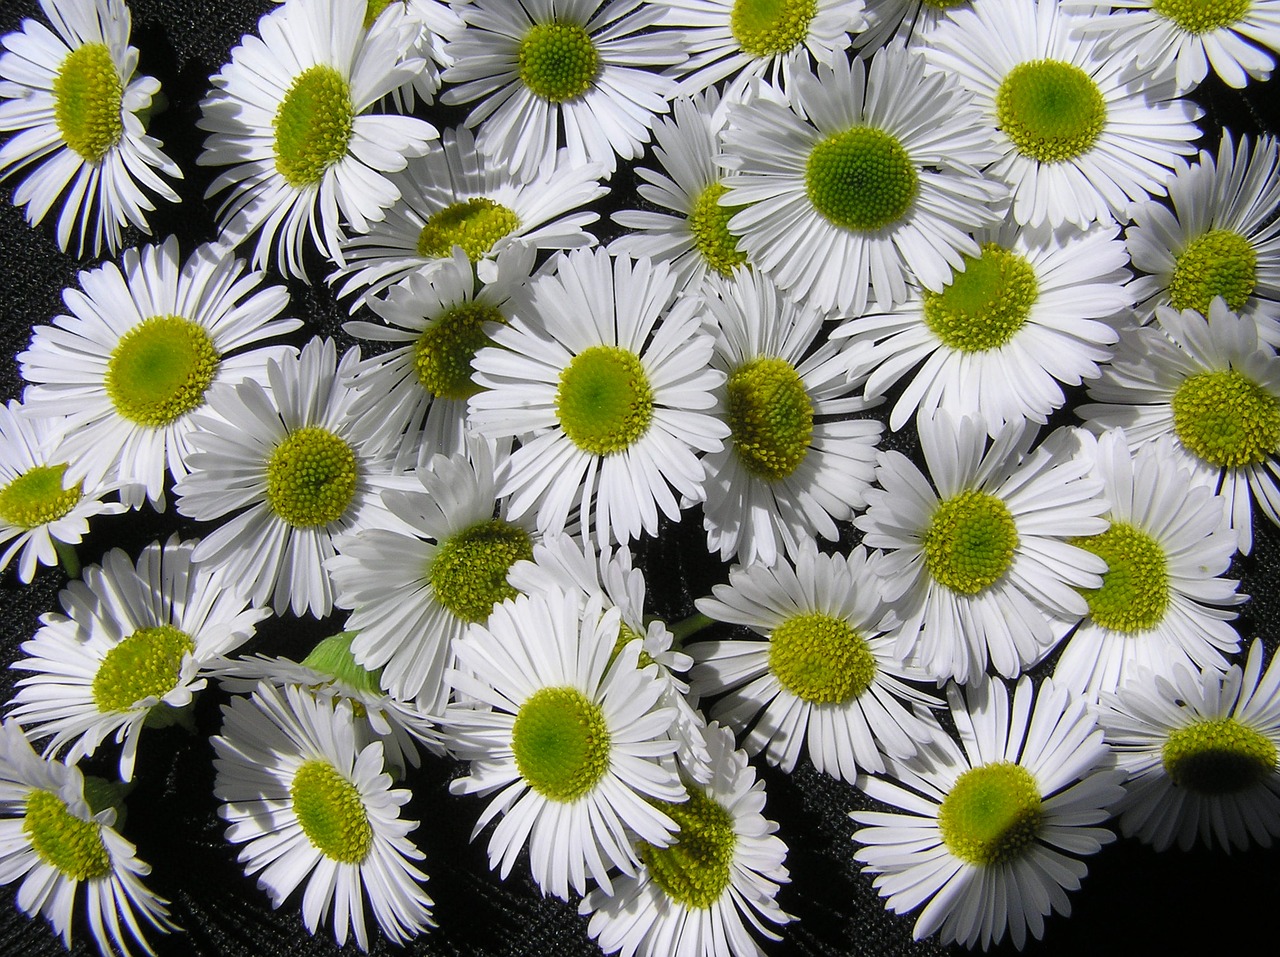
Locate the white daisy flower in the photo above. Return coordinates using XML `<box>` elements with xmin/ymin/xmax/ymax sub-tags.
<box><xmin>212</xmin><ymin>682</ymin><xmax>434</xmax><ymax>950</ymax></box>
<box><xmin>922</xmin><ymin>0</ymin><xmax>1202</xmax><ymax>228</ymax></box>
<box><xmin>837</xmin><ymin>218</ymin><xmax>1131</xmax><ymax>436</ymax></box>
<box><xmin>699</xmin><ymin>267</ymin><xmax>883</xmax><ymax>567</ymax></box>
<box><xmin>689</xmin><ymin>540</ymin><xmax>942</xmax><ymax>783</ymax></box>
<box><xmin>8</xmin><ymin>535</ymin><xmax>270</xmax><ymax>782</ymax></box>
<box><xmin>580</xmin><ymin>722</ymin><xmax>792</xmax><ymax>957</ymax></box>
<box><xmin>18</xmin><ymin>236</ymin><xmax>301</xmax><ymax>507</ymax></box>
<box><xmin>367</xmin><ymin>0</ymin><xmax>464</xmax><ymax>110</ymax></box>
<box><xmin>1100</xmin><ymin>639</ymin><xmax>1280</xmax><ymax>852</ymax></box>
<box><xmin>855</xmin><ymin>414</ymin><xmax>1109</xmax><ymax>685</ymax></box>
<box><xmin>197</xmin><ymin>0</ymin><xmax>439</xmax><ymax>279</ymax></box>
<box><xmin>0</xmin><ymin>719</ymin><xmax>177</xmax><ymax>957</ymax></box>
<box><xmin>851</xmin><ymin>675</ymin><xmax>1126</xmax><ymax>951</ymax></box>
<box><xmin>445</xmin><ymin>586</ymin><xmax>686</xmax><ymax>901</ymax></box>
<box><xmin>850</xmin><ymin>0</ymin><xmax>968</xmax><ymax>53</ymax></box>
<box><xmin>718</xmin><ymin>41</ymin><xmax>1006</xmax><ymax>316</ymax></box>
<box><xmin>0</xmin><ymin>0</ymin><xmax>181</xmax><ymax>256</ymax></box>
<box><xmin>468</xmin><ymin>249</ymin><xmax>729</xmax><ymax>546</ymax></box>
<box><xmin>440</xmin><ymin>0</ymin><xmax>686</xmax><ymax>182</ymax></box>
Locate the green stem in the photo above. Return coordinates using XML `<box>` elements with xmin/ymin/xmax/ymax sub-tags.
<box><xmin>668</xmin><ymin>612</ymin><xmax>714</xmax><ymax>646</ymax></box>
<box><xmin>53</xmin><ymin>539</ymin><xmax>80</xmax><ymax>578</ymax></box>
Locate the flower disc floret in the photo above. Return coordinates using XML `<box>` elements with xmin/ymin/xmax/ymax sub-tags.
<box><xmin>923</xmin><ymin>489</ymin><xmax>1019</xmax><ymax>595</ymax></box>
<box><xmin>1152</xmin><ymin>0</ymin><xmax>1250</xmax><ymax>33</ymax></box>
<box><xmin>518</xmin><ymin>21</ymin><xmax>600</xmax><ymax>103</ymax></box>
<box><xmin>1072</xmin><ymin>523</ymin><xmax>1169</xmax><ymax>632</ymax></box>
<box><xmin>512</xmin><ymin>686</ymin><xmax>611</xmax><ymax>802</ymax></box>
<box><xmin>923</xmin><ymin>243</ymin><xmax>1039</xmax><ymax>352</ymax></box>
<box><xmin>53</xmin><ymin>43</ymin><xmax>124</xmax><ymax>163</ymax></box>
<box><xmin>265</xmin><ymin>426</ymin><xmax>360</xmax><ymax>527</ymax></box>
<box><xmin>937</xmin><ymin>761</ymin><xmax>1043</xmax><ymax>867</ymax></box>
<box><xmin>556</xmin><ymin>345</ymin><xmax>654</xmax><ymax>455</ymax></box>
<box><xmin>22</xmin><ymin>790</ymin><xmax>112</xmax><ymax>881</ymax></box>
<box><xmin>1168</xmin><ymin>229</ymin><xmax>1258</xmax><ymax>313</ymax></box>
<box><xmin>995</xmin><ymin>60</ymin><xmax>1107</xmax><ymax>164</ymax></box>
<box><xmin>363</xmin><ymin>0</ymin><xmax>392</xmax><ymax>28</ymax></box>
<box><xmin>104</xmin><ymin>316</ymin><xmax>220</xmax><ymax>427</ymax></box>
<box><xmin>639</xmin><ymin>790</ymin><xmax>737</xmax><ymax>909</ymax></box>
<box><xmin>90</xmin><ymin>624</ymin><xmax>195</xmax><ymax>713</ymax></box>
<box><xmin>414</xmin><ymin>302</ymin><xmax>506</xmax><ymax>400</ymax></box>
<box><xmin>415</xmin><ymin>198</ymin><xmax>521</xmax><ymax>262</ymax></box>
<box><xmin>726</xmin><ymin>357</ymin><xmax>814</xmax><ymax>481</ymax></box>
<box><xmin>0</xmin><ymin>464</ymin><xmax>82</xmax><ymax>529</ymax></box>
<box><xmin>272</xmin><ymin>64</ymin><xmax>355</xmax><ymax>188</ymax></box>
<box><xmin>1171</xmin><ymin>369</ymin><xmax>1280</xmax><ymax>468</ymax></box>
<box><xmin>768</xmin><ymin>613</ymin><xmax>877</xmax><ymax>704</ymax></box>
<box><xmin>429</xmin><ymin>518</ymin><xmax>533</xmax><ymax>623</ymax></box>
<box><xmin>689</xmin><ymin>182</ymin><xmax>748</xmax><ymax>276</ymax></box>
<box><xmin>609</xmin><ymin>622</ymin><xmax>656</xmax><ymax>669</ymax></box>
<box><xmin>805</xmin><ymin>127</ymin><xmax>918</xmax><ymax>232</ymax></box>
<box><xmin>290</xmin><ymin>759</ymin><xmax>373</xmax><ymax>864</ymax></box>
<box><xmin>730</xmin><ymin>0</ymin><xmax>818</xmax><ymax>58</ymax></box>
<box><xmin>1162</xmin><ymin>718</ymin><xmax>1278</xmax><ymax>793</ymax></box>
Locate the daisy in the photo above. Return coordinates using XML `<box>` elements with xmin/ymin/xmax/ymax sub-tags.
<box><xmin>855</xmin><ymin>414</ymin><xmax>1109</xmax><ymax>685</ymax></box>
<box><xmin>1077</xmin><ymin>298</ymin><xmax>1280</xmax><ymax>556</ymax></box>
<box><xmin>836</xmin><ymin>218</ymin><xmax>1132</xmax><ymax>436</ymax></box>
<box><xmin>922</xmin><ymin>0</ymin><xmax>1202</xmax><ymax>229</ymax></box>
<box><xmin>0</xmin><ymin>719</ymin><xmax>177</xmax><ymax>957</ymax></box>
<box><xmin>439</xmin><ymin>0</ymin><xmax>686</xmax><ymax>182</ymax></box>
<box><xmin>1053</xmin><ymin>429</ymin><xmax>1245</xmax><ymax>703</ymax></box>
<box><xmin>851</xmin><ymin>675</ymin><xmax>1126</xmax><ymax>951</ymax></box>
<box><xmin>445</xmin><ymin>586</ymin><xmax>686</xmax><ymax>901</ymax></box>
<box><xmin>699</xmin><ymin>267</ymin><xmax>883</xmax><ymax>567</ymax></box>
<box><xmin>8</xmin><ymin>535</ymin><xmax>270</xmax><ymax>782</ymax></box>
<box><xmin>0</xmin><ymin>0</ymin><xmax>181</xmax><ymax>256</ymax></box>
<box><xmin>688</xmin><ymin>539</ymin><xmax>942</xmax><ymax>783</ymax></box>
<box><xmin>718</xmin><ymin>41</ymin><xmax>1006</xmax><ymax>316</ymax></box>
<box><xmin>197</xmin><ymin>0</ymin><xmax>439</xmax><ymax>280</ymax></box>
<box><xmin>468</xmin><ymin>249</ymin><xmax>729</xmax><ymax>546</ymax></box>
<box><xmin>367</xmin><ymin>0</ymin><xmax>464</xmax><ymax>110</ymax></box>
<box><xmin>18</xmin><ymin>236</ymin><xmax>301</xmax><ymax>507</ymax></box>
<box><xmin>580</xmin><ymin>722</ymin><xmax>793</xmax><ymax>957</ymax></box>
<box><xmin>212</xmin><ymin>681</ymin><xmax>434</xmax><ymax>950</ymax></box>
<box><xmin>850</xmin><ymin>0</ymin><xmax>970</xmax><ymax>53</ymax></box>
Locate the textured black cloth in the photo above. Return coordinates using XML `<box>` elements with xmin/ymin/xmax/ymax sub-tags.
<box><xmin>1</xmin><ymin>2</ymin><xmax>1278</xmax><ymax>956</ymax></box>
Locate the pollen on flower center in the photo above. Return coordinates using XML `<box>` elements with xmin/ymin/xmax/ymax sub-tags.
<box><xmin>91</xmin><ymin>624</ymin><xmax>195</xmax><ymax>713</ymax></box>
<box><xmin>923</xmin><ymin>488</ymin><xmax>1019</xmax><ymax>595</ymax></box>
<box><xmin>518</xmin><ymin>21</ymin><xmax>600</xmax><ymax>103</ymax></box>
<box><xmin>0</xmin><ymin>464</ymin><xmax>82</xmax><ymax>529</ymax></box>
<box><xmin>1162</xmin><ymin>717</ymin><xmax>1277</xmax><ymax>793</ymax></box>
<box><xmin>609</xmin><ymin>621</ymin><xmax>656</xmax><ymax>670</ymax></box>
<box><xmin>1072</xmin><ymin>522</ymin><xmax>1170</xmax><ymax>632</ymax></box>
<box><xmin>23</xmin><ymin>790</ymin><xmax>112</xmax><ymax>881</ymax></box>
<box><xmin>414</xmin><ymin>301</ymin><xmax>507</xmax><ymax>400</ymax></box>
<box><xmin>805</xmin><ymin>127</ymin><xmax>918</xmax><ymax>232</ymax></box>
<box><xmin>726</xmin><ymin>357</ymin><xmax>814</xmax><ymax>481</ymax></box>
<box><xmin>640</xmin><ymin>790</ymin><xmax>737</xmax><ymax>909</ymax></box>
<box><xmin>1153</xmin><ymin>0</ymin><xmax>1250</xmax><ymax>34</ymax></box>
<box><xmin>429</xmin><ymin>518</ymin><xmax>533</xmax><ymax>623</ymax></box>
<box><xmin>416</xmin><ymin>198</ymin><xmax>521</xmax><ymax>262</ymax></box>
<box><xmin>556</xmin><ymin>345</ymin><xmax>655</xmax><ymax>455</ymax></box>
<box><xmin>363</xmin><ymin>0</ymin><xmax>393</xmax><ymax>28</ymax></box>
<box><xmin>273</xmin><ymin>64</ymin><xmax>354</xmax><ymax>188</ymax></box>
<box><xmin>291</xmin><ymin>759</ymin><xmax>373</xmax><ymax>864</ymax></box>
<box><xmin>689</xmin><ymin>182</ymin><xmax>749</xmax><ymax>276</ymax></box>
<box><xmin>53</xmin><ymin>42</ymin><xmax>124</xmax><ymax>163</ymax></box>
<box><xmin>729</xmin><ymin>0</ymin><xmax>818</xmax><ymax>58</ymax></box>
<box><xmin>1168</xmin><ymin>229</ymin><xmax>1258</xmax><ymax>313</ymax></box>
<box><xmin>938</xmin><ymin>761</ymin><xmax>1043</xmax><ymax>866</ymax></box>
<box><xmin>265</xmin><ymin>426</ymin><xmax>360</xmax><ymax>527</ymax></box>
<box><xmin>1171</xmin><ymin>369</ymin><xmax>1280</xmax><ymax>469</ymax></box>
<box><xmin>769</xmin><ymin>612</ymin><xmax>876</xmax><ymax>704</ymax></box>
<box><xmin>512</xmin><ymin>686</ymin><xmax>611</xmax><ymax>802</ymax></box>
<box><xmin>995</xmin><ymin>59</ymin><xmax>1107</xmax><ymax>163</ymax></box>
<box><xmin>923</xmin><ymin>243</ymin><xmax>1039</xmax><ymax>352</ymax></box>
<box><xmin>104</xmin><ymin>315</ymin><xmax>220</xmax><ymax>427</ymax></box>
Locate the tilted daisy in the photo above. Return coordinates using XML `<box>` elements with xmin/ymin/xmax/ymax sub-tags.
<box><xmin>1097</xmin><ymin>640</ymin><xmax>1280</xmax><ymax>852</ymax></box>
<box><xmin>440</xmin><ymin>0</ymin><xmax>685</xmax><ymax>181</ymax></box>
<box><xmin>197</xmin><ymin>0</ymin><xmax>439</xmax><ymax>279</ymax></box>
<box><xmin>468</xmin><ymin>249</ymin><xmax>729</xmax><ymax>546</ymax></box>
<box><xmin>580</xmin><ymin>722</ymin><xmax>793</xmax><ymax>957</ymax></box>
<box><xmin>212</xmin><ymin>682</ymin><xmax>434</xmax><ymax>950</ymax></box>
<box><xmin>445</xmin><ymin>586</ymin><xmax>686</xmax><ymax>901</ymax></box>
<box><xmin>18</xmin><ymin>237</ymin><xmax>301</xmax><ymax>507</ymax></box>
<box><xmin>849</xmin><ymin>0</ymin><xmax>969</xmax><ymax>53</ymax></box>
<box><xmin>0</xmin><ymin>720</ymin><xmax>177</xmax><ymax>957</ymax></box>
<box><xmin>922</xmin><ymin>0</ymin><xmax>1202</xmax><ymax>229</ymax></box>
<box><xmin>837</xmin><ymin>218</ymin><xmax>1131</xmax><ymax>436</ymax></box>
<box><xmin>855</xmin><ymin>415</ymin><xmax>1109</xmax><ymax>685</ymax></box>
<box><xmin>851</xmin><ymin>676</ymin><xmax>1126</xmax><ymax>951</ymax></box>
<box><xmin>718</xmin><ymin>41</ymin><xmax>1006</xmax><ymax>316</ymax></box>
<box><xmin>367</xmin><ymin>0</ymin><xmax>464</xmax><ymax>110</ymax></box>
<box><xmin>0</xmin><ymin>0</ymin><xmax>180</xmax><ymax>256</ymax></box>
<box><xmin>8</xmin><ymin>535</ymin><xmax>270</xmax><ymax>782</ymax></box>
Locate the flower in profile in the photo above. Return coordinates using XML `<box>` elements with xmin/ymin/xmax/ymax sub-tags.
<box><xmin>9</xmin><ymin>535</ymin><xmax>269</xmax><ymax>782</ymax></box>
<box><xmin>0</xmin><ymin>0</ymin><xmax>181</xmax><ymax>256</ymax></box>
<box><xmin>212</xmin><ymin>682</ymin><xmax>434</xmax><ymax>950</ymax></box>
<box><xmin>0</xmin><ymin>719</ymin><xmax>177</xmax><ymax>957</ymax></box>
<box><xmin>851</xmin><ymin>676</ymin><xmax>1126</xmax><ymax>951</ymax></box>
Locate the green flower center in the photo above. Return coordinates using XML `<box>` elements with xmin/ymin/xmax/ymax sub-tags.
<box><xmin>726</xmin><ymin>357</ymin><xmax>813</xmax><ymax>481</ymax></box>
<box><xmin>53</xmin><ymin>43</ymin><xmax>123</xmax><ymax>163</ymax></box>
<box><xmin>0</xmin><ymin>464</ymin><xmax>82</xmax><ymax>529</ymax></box>
<box><xmin>1153</xmin><ymin>0</ymin><xmax>1250</xmax><ymax>33</ymax></box>
<box><xmin>300</xmin><ymin>631</ymin><xmax>383</xmax><ymax>697</ymax></box>
<box><xmin>1162</xmin><ymin>717</ymin><xmax>1277</xmax><ymax>793</ymax></box>
<box><xmin>729</xmin><ymin>0</ymin><xmax>818</xmax><ymax>58</ymax></box>
<box><xmin>23</xmin><ymin>790</ymin><xmax>112</xmax><ymax>881</ymax></box>
<box><xmin>415</xmin><ymin>198</ymin><xmax>521</xmax><ymax>262</ymax></box>
<box><xmin>769</xmin><ymin>613</ymin><xmax>876</xmax><ymax>704</ymax></box>
<box><xmin>639</xmin><ymin>790</ymin><xmax>737</xmax><ymax>909</ymax></box>
<box><xmin>91</xmin><ymin>623</ymin><xmax>195</xmax><ymax>713</ymax></box>
<box><xmin>689</xmin><ymin>182</ymin><xmax>749</xmax><ymax>276</ymax></box>
<box><xmin>414</xmin><ymin>301</ymin><xmax>507</xmax><ymax>400</ymax></box>
<box><xmin>291</xmin><ymin>760</ymin><xmax>372</xmax><ymax>864</ymax></box>
<box><xmin>265</xmin><ymin>426</ymin><xmax>360</xmax><ymax>528</ymax></box>
<box><xmin>938</xmin><ymin>761</ymin><xmax>1043</xmax><ymax>866</ymax></box>
<box><xmin>1171</xmin><ymin>369</ymin><xmax>1280</xmax><ymax>469</ymax></box>
<box><xmin>556</xmin><ymin>345</ymin><xmax>654</xmax><ymax>455</ymax></box>
<box><xmin>609</xmin><ymin>621</ymin><xmax>656</xmax><ymax>670</ymax></box>
<box><xmin>429</xmin><ymin>518</ymin><xmax>533</xmax><ymax>623</ymax></box>
<box><xmin>995</xmin><ymin>59</ymin><xmax>1107</xmax><ymax>163</ymax></box>
<box><xmin>922</xmin><ymin>0</ymin><xmax>969</xmax><ymax>7</ymax></box>
<box><xmin>273</xmin><ymin>64</ymin><xmax>354</xmax><ymax>188</ymax></box>
<box><xmin>518</xmin><ymin>21</ymin><xmax>599</xmax><ymax>102</ymax></box>
<box><xmin>805</xmin><ymin>127</ymin><xmax>918</xmax><ymax>232</ymax></box>
<box><xmin>104</xmin><ymin>315</ymin><xmax>220</xmax><ymax>427</ymax></box>
<box><xmin>1168</xmin><ymin>229</ymin><xmax>1258</xmax><ymax>314</ymax></box>
<box><xmin>364</xmin><ymin>0</ymin><xmax>393</xmax><ymax>28</ymax></box>
<box><xmin>1072</xmin><ymin>522</ymin><xmax>1170</xmax><ymax>632</ymax></box>
<box><xmin>512</xmin><ymin>686</ymin><xmax>611</xmax><ymax>802</ymax></box>
<box><xmin>923</xmin><ymin>243</ymin><xmax>1039</xmax><ymax>352</ymax></box>
<box><xmin>923</xmin><ymin>489</ymin><xmax>1019</xmax><ymax>596</ymax></box>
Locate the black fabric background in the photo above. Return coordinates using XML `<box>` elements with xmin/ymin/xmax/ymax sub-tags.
<box><xmin>0</xmin><ymin>1</ymin><xmax>1278</xmax><ymax>955</ymax></box>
